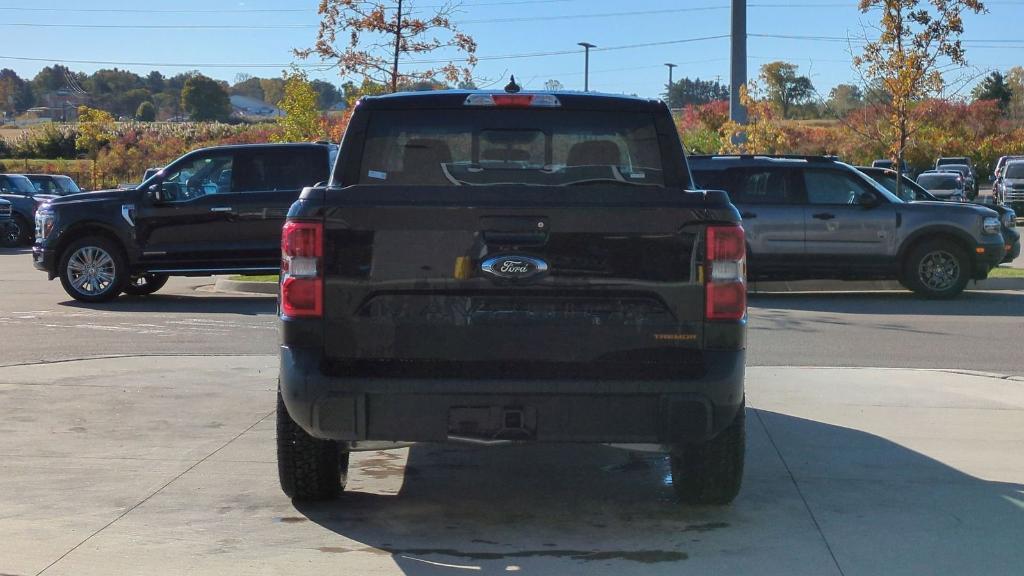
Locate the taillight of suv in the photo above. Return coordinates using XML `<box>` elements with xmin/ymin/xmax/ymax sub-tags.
<box><xmin>281</xmin><ymin>220</ymin><xmax>323</xmax><ymax>318</ymax></box>
<box><xmin>705</xmin><ymin>225</ymin><xmax>747</xmax><ymax>321</ymax></box>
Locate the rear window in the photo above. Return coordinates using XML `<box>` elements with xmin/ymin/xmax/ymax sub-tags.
<box><xmin>917</xmin><ymin>174</ymin><xmax>960</xmax><ymax>189</ymax></box>
<box><xmin>1005</xmin><ymin>163</ymin><xmax>1024</xmax><ymax>179</ymax></box>
<box><xmin>358</xmin><ymin>109</ymin><xmax>665</xmax><ymax>187</ymax></box>
<box><xmin>692</xmin><ymin>166</ymin><xmax>798</xmax><ymax>204</ymax></box>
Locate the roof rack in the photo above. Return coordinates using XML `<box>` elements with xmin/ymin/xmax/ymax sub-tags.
<box><xmin>688</xmin><ymin>154</ymin><xmax>841</xmax><ymax>162</ymax></box>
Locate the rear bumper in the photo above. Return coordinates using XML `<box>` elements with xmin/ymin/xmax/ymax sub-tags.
<box><xmin>279</xmin><ymin>345</ymin><xmax>745</xmax><ymax>445</ymax></box>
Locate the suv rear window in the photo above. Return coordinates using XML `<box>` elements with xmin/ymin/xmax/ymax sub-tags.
<box><xmin>917</xmin><ymin>174</ymin><xmax>960</xmax><ymax>189</ymax></box>
<box><xmin>692</xmin><ymin>166</ymin><xmax>798</xmax><ymax>204</ymax></box>
<box><xmin>358</xmin><ymin>109</ymin><xmax>665</xmax><ymax>187</ymax></box>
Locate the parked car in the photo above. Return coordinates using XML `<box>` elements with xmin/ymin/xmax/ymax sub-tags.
<box><xmin>935</xmin><ymin>157</ymin><xmax>978</xmax><ymax>196</ymax></box>
<box><xmin>0</xmin><ymin>198</ymin><xmax>15</xmax><ymax>246</ymax></box>
<box><xmin>934</xmin><ymin>164</ymin><xmax>976</xmax><ymax>199</ymax></box>
<box><xmin>916</xmin><ymin>171</ymin><xmax>967</xmax><ymax>202</ymax></box>
<box><xmin>23</xmin><ymin>174</ymin><xmax>82</xmax><ymax>196</ymax></box>
<box><xmin>860</xmin><ymin>166</ymin><xmax>1019</xmax><ymax>264</ymax></box>
<box><xmin>871</xmin><ymin>158</ymin><xmax>911</xmax><ymax>176</ymax></box>
<box><xmin>999</xmin><ymin>160</ymin><xmax>1024</xmax><ymax>216</ymax></box>
<box><xmin>992</xmin><ymin>155</ymin><xmax>1024</xmax><ymax>196</ymax></box>
<box><xmin>277</xmin><ymin>89</ymin><xmax>747</xmax><ymax>505</ymax></box>
<box><xmin>33</xmin><ymin>142</ymin><xmax>337</xmax><ymax>302</ymax></box>
<box><xmin>0</xmin><ymin>173</ymin><xmax>58</xmax><ymax>245</ymax></box>
<box><xmin>689</xmin><ymin>155</ymin><xmax>1005</xmax><ymax>298</ymax></box>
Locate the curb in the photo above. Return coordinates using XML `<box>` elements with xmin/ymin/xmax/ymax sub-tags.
<box><xmin>750</xmin><ymin>277</ymin><xmax>1024</xmax><ymax>293</ymax></box>
<box><xmin>213</xmin><ymin>276</ymin><xmax>278</xmax><ymax>295</ymax></box>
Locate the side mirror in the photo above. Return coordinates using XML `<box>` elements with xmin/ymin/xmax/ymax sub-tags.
<box><xmin>146</xmin><ymin>183</ymin><xmax>168</xmax><ymax>203</ymax></box>
<box><xmin>858</xmin><ymin>191</ymin><xmax>881</xmax><ymax>208</ymax></box>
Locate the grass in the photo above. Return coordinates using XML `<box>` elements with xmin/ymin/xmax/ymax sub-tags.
<box><xmin>229</xmin><ymin>274</ymin><xmax>279</xmax><ymax>283</ymax></box>
<box><xmin>990</xmin><ymin>266</ymin><xmax>1024</xmax><ymax>278</ymax></box>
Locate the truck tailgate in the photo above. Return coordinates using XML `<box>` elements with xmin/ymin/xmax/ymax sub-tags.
<box><xmin>321</xmin><ymin>186</ymin><xmax>714</xmax><ymax>377</ymax></box>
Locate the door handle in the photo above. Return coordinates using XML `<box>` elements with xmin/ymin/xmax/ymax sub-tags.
<box><xmin>812</xmin><ymin>212</ymin><xmax>836</xmax><ymax>220</ymax></box>
<box><xmin>740</xmin><ymin>211</ymin><xmax>758</xmax><ymax>219</ymax></box>
<box><xmin>210</xmin><ymin>206</ymin><xmax>234</xmax><ymax>213</ymax></box>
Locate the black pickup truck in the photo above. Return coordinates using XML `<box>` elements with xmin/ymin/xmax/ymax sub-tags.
<box><xmin>276</xmin><ymin>89</ymin><xmax>748</xmax><ymax>505</ymax></box>
<box><xmin>33</xmin><ymin>143</ymin><xmax>335</xmax><ymax>301</ymax></box>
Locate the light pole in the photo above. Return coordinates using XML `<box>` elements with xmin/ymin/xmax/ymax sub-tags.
<box><xmin>578</xmin><ymin>42</ymin><xmax>596</xmax><ymax>92</ymax></box>
<box><xmin>664</xmin><ymin>63</ymin><xmax>677</xmax><ymax>104</ymax></box>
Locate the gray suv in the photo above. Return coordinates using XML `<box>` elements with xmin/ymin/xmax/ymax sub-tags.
<box><xmin>690</xmin><ymin>155</ymin><xmax>1006</xmax><ymax>298</ymax></box>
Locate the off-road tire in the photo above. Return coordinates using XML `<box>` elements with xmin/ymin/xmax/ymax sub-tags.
<box><xmin>670</xmin><ymin>403</ymin><xmax>745</xmax><ymax>505</ymax></box>
<box><xmin>903</xmin><ymin>239</ymin><xmax>971</xmax><ymax>299</ymax></box>
<box><xmin>122</xmin><ymin>273</ymin><xmax>169</xmax><ymax>296</ymax></box>
<box><xmin>276</xmin><ymin>390</ymin><xmax>349</xmax><ymax>501</ymax></box>
<box><xmin>57</xmin><ymin>236</ymin><xmax>128</xmax><ymax>303</ymax></box>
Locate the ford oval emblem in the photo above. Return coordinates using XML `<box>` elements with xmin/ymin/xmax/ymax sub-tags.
<box><xmin>481</xmin><ymin>255</ymin><xmax>549</xmax><ymax>280</ymax></box>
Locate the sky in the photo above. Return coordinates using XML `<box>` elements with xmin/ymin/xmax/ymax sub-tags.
<box><xmin>1</xmin><ymin>0</ymin><xmax>1023</xmax><ymax>100</ymax></box>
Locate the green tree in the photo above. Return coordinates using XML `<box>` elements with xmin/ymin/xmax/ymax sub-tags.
<box><xmin>275</xmin><ymin>72</ymin><xmax>322</xmax><ymax>142</ymax></box>
<box><xmin>135</xmin><ymin>100</ymin><xmax>156</xmax><ymax>122</ymax></box>
<box><xmin>826</xmin><ymin>83</ymin><xmax>864</xmax><ymax>117</ymax></box>
<box><xmin>971</xmin><ymin>71</ymin><xmax>1012</xmax><ymax>111</ymax></box>
<box><xmin>0</xmin><ymin>68</ymin><xmax>34</xmax><ymax>114</ymax></box>
<box><xmin>231</xmin><ymin>76</ymin><xmax>265</xmax><ymax>101</ymax></box>
<box><xmin>181</xmin><ymin>75</ymin><xmax>232</xmax><ymax>121</ymax></box>
<box><xmin>853</xmin><ymin>0</ymin><xmax>986</xmax><ymax>198</ymax></box>
<box><xmin>759</xmin><ymin>61</ymin><xmax>814</xmax><ymax>119</ymax></box>
<box><xmin>260</xmin><ymin>77</ymin><xmax>286</xmax><ymax>106</ymax></box>
<box><xmin>75</xmin><ymin>106</ymin><xmax>114</xmax><ymax>158</ymax></box>
<box><xmin>297</xmin><ymin>0</ymin><xmax>477</xmax><ymax>93</ymax></box>
<box><xmin>665</xmin><ymin>77</ymin><xmax>729</xmax><ymax>109</ymax></box>
<box><xmin>1007</xmin><ymin>66</ymin><xmax>1024</xmax><ymax>118</ymax></box>
<box><xmin>310</xmin><ymin>80</ymin><xmax>342</xmax><ymax>109</ymax></box>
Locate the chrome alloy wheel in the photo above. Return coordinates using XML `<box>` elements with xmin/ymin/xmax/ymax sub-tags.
<box><xmin>917</xmin><ymin>250</ymin><xmax>960</xmax><ymax>292</ymax></box>
<box><xmin>66</xmin><ymin>246</ymin><xmax>117</xmax><ymax>296</ymax></box>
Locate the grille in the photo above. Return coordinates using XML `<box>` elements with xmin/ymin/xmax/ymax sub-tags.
<box><xmin>0</xmin><ymin>204</ymin><xmax>10</xmax><ymax>218</ymax></box>
<box><xmin>1006</xmin><ymin>190</ymin><xmax>1024</xmax><ymax>202</ymax></box>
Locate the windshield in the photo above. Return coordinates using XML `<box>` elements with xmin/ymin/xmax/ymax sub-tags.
<box><xmin>56</xmin><ymin>177</ymin><xmax>81</xmax><ymax>194</ymax></box>
<box><xmin>939</xmin><ymin>165</ymin><xmax>970</xmax><ymax>176</ymax></box>
<box><xmin>918</xmin><ymin>174</ymin><xmax>960</xmax><ymax>189</ymax></box>
<box><xmin>1005</xmin><ymin>163</ymin><xmax>1024</xmax><ymax>179</ymax></box>
<box><xmin>866</xmin><ymin>171</ymin><xmax>925</xmax><ymax>202</ymax></box>
<box><xmin>2</xmin><ymin>175</ymin><xmax>37</xmax><ymax>194</ymax></box>
<box><xmin>358</xmin><ymin>109</ymin><xmax>665</xmax><ymax>187</ymax></box>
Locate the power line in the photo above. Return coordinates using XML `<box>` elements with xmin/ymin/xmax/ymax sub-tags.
<box><xmin>0</xmin><ymin>35</ymin><xmax>730</xmax><ymax>70</ymax></box>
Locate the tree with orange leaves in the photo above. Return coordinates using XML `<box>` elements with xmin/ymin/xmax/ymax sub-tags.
<box><xmin>296</xmin><ymin>1</ymin><xmax>477</xmax><ymax>94</ymax></box>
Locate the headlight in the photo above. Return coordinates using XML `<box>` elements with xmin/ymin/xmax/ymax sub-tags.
<box><xmin>35</xmin><ymin>210</ymin><xmax>55</xmax><ymax>240</ymax></box>
<box><xmin>1003</xmin><ymin>210</ymin><xmax>1017</xmax><ymax>229</ymax></box>
<box><xmin>982</xmin><ymin>216</ymin><xmax>1001</xmax><ymax>235</ymax></box>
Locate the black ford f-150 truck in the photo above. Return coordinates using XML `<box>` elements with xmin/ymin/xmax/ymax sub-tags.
<box><xmin>33</xmin><ymin>143</ymin><xmax>335</xmax><ymax>301</ymax></box>
<box><xmin>276</xmin><ymin>89</ymin><xmax>748</xmax><ymax>505</ymax></box>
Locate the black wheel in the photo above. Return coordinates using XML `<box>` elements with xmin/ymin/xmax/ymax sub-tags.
<box><xmin>670</xmin><ymin>403</ymin><xmax>745</xmax><ymax>505</ymax></box>
<box><xmin>277</xmin><ymin>390</ymin><xmax>348</xmax><ymax>501</ymax></box>
<box><xmin>903</xmin><ymin>239</ymin><xmax>970</xmax><ymax>299</ymax></box>
<box><xmin>122</xmin><ymin>273</ymin><xmax>169</xmax><ymax>296</ymax></box>
<box><xmin>57</xmin><ymin>236</ymin><xmax>128</xmax><ymax>303</ymax></box>
<box><xmin>3</xmin><ymin>215</ymin><xmax>31</xmax><ymax>246</ymax></box>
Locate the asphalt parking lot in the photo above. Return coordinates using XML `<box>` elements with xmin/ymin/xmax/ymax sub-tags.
<box><xmin>1</xmin><ymin>248</ymin><xmax>1023</xmax><ymax>575</ymax></box>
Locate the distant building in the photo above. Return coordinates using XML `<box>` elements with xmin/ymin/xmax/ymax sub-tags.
<box><xmin>230</xmin><ymin>95</ymin><xmax>282</xmax><ymax>118</ymax></box>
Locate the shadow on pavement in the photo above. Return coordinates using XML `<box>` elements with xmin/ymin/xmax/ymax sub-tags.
<box><xmin>751</xmin><ymin>290</ymin><xmax>1024</xmax><ymax>317</ymax></box>
<box><xmin>58</xmin><ymin>294</ymin><xmax>276</xmax><ymax>316</ymax></box>
<box><xmin>294</xmin><ymin>410</ymin><xmax>1024</xmax><ymax>575</ymax></box>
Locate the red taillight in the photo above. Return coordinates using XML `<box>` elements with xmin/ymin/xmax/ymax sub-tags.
<box><xmin>281</xmin><ymin>221</ymin><xmax>323</xmax><ymax>318</ymax></box>
<box><xmin>491</xmin><ymin>94</ymin><xmax>535</xmax><ymax>107</ymax></box>
<box><xmin>705</xmin><ymin>225</ymin><xmax>747</xmax><ymax>321</ymax></box>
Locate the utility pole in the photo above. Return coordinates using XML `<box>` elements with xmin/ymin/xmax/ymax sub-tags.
<box><xmin>730</xmin><ymin>0</ymin><xmax>747</xmax><ymax>126</ymax></box>
<box><xmin>664</xmin><ymin>63</ymin><xmax>677</xmax><ymax>103</ymax></box>
<box><xmin>578</xmin><ymin>42</ymin><xmax>595</xmax><ymax>92</ymax></box>
<box><xmin>391</xmin><ymin>0</ymin><xmax>403</xmax><ymax>93</ymax></box>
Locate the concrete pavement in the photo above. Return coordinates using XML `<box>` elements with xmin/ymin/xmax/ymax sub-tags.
<box><xmin>2</xmin><ymin>356</ymin><xmax>1022</xmax><ymax>575</ymax></box>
